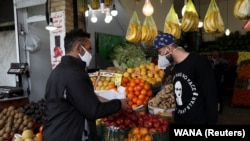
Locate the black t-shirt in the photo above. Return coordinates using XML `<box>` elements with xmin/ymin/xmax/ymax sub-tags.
<box><xmin>171</xmin><ymin>53</ymin><xmax>218</xmax><ymax>124</ymax></box>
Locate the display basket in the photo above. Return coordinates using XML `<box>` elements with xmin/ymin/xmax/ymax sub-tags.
<box><xmin>103</xmin><ymin>126</ymin><xmax>130</xmax><ymax>141</ymax></box>
<box><xmin>151</xmin><ymin>130</ymin><xmax>169</xmax><ymax>141</ymax></box>
<box><xmin>97</xmin><ymin>124</ymin><xmax>105</xmax><ymax>141</ymax></box>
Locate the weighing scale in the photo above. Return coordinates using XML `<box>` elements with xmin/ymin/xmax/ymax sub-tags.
<box><xmin>0</xmin><ymin>63</ymin><xmax>28</xmax><ymax>99</ymax></box>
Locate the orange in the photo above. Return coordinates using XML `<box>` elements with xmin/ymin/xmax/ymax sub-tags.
<box><xmin>127</xmin><ymin>93</ymin><xmax>134</xmax><ymax>99</ymax></box>
<box><xmin>132</xmin><ymin>127</ymin><xmax>140</xmax><ymax>134</ymax></box>
<box><xmin>147</xmin><ymin>91</ymin><xmax>153</xmax><ymax>97</ymax></box>
<box><xmin>139</xmin><ymin>127</ymin><xmax>148</xmax><ymax>135</ymax></box>
<box><xmin>127</xmin><ymin>86</ymin><xmax>134</xmax><ymax>92</ymax></box>
<box><xmin>134</xmin><ymin>90</ymin><xmax>141</xmax><ymax>96</ymax></box>
<box><xmin>136</xmin><ymin>99</ymin><xmax>143</xmax><ymax>106</ymax></box>
<box><xmin>144</xmin><ymin>134</ymin><xmax>152</xmax><ymax>141</ymax></box>
<box><xmin>36</xmin><ymin>132</ymin><xmax>43</xmax><ymax>139</ymax></box>
<box><xmin>132</xmin><ymin>97</ymin><xmax>138</xmax><ymax>104</ymax></box>
<box><xmin>129</xmin><ymin>81</ymin><xmax>136</xmax><ymax>87</ymax></box>
<box><xmin>138</xmin><ymin>94</ymin><xmax>145</xmax><ymax>100</ymax></box>
<box><xmin>141</xmin><ymin>89</ymin><xmax>147</xmax><ymax>95</ymax></box>
<box><xmin>108</xmin><ymin>83</ymin><xmax>116</xmax><ymax>90</ymax></box>
<box><xmin>134</xmin><ymin>78</ymin><xmax>142</xmax><ymax>84</ymax></box>
<box><xmin>144</xmin><ymin>83</ymin><xmax>151</xmax><ymax>90</ymax></box>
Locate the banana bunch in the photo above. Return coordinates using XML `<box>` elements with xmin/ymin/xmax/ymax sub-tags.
<box><xmin>126</xmin><ymin>23</ymin><xmax>141</xmax><ymax>43</ymax></box>
<box><xmin>181</xmin><ymin>11</ymin><xmax>199</xmax><ymax>32</ymax></box>
<box><xmin>203</xmin><ymin>11</ymin><xmax>224</xmax><ymax>33</ymax></box>
<box><xmin>141</xmin><ymin>25</ymin><xmax>158</xmax><ymax>43</ymax></box>
<box><xmin>234</xmin><ymin>0</ymin><xmax>250</xmax><ymax>20</ymax></box>
<box><xmin>164</xmin><ymin>22</ymin><xmax>181</xmax><ymax>39</ymax></box>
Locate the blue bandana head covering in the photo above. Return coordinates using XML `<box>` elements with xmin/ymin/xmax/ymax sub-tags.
<box><xmin>153</xmin><ymin>33</ymin><xmax>175</xmax><ymax>49</ymax></box>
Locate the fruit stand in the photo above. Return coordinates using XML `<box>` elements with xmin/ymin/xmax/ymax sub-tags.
<box><xmin>89</xmin><ymin>40</ymin><xmax>175</xmax><ymax>140</ymax></box>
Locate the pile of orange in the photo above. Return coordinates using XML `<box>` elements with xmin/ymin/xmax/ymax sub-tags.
<box><xmin>123</xmin><ymin>77</ymin><xmax>153</xmax><ymax>108</ymax></box>
<box><xmin>124</xmin><ymin>127</ymin><xmax>152</xmax><ymax>141</ymax></box>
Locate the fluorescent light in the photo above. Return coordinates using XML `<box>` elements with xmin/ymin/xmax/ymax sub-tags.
<box><xmin>45</xmin><ymin>18</ymin><xmax>57</xmax><ymax>31</ymax></box>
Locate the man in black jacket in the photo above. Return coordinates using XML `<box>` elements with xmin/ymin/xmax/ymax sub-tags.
<box><xmin>43</xmin><ymin>29</ymin><xmax>130</xmax><ymax>141</ymax></box>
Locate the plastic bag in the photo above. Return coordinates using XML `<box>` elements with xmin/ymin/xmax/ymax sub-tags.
<box><xmin>104</xmin><ymin>0</ymin><xmax>113</xmax><ymax>7</ymax></box>
<box><xmin>126</xmin><ymin>11</ymin><xmax>141</xmax><ymax>43</ymax></box>
<box><xmin>141</xmin><ymin>15</ymin><xmax>158</xmax><ymax>45</ymax></box>
<box><xmin>234</xmin><ymin>0</ymin><xmax>250</xmax><ymax>20</ymax></box>
<box><xmin>89</xmin><ymin>0</ymin><xmax>100</xmax><ymax>10</ymax></box>
<box><xmin>77</xmin><ymin>0</ymin><xmax>88</xmax><ymax>13</ymax></box>
<box><xmin>181</xmin><ymin>0</ymin><xmax>199</xmax><ymax>32</ymax></box>
<box><xmin>25</xmin><ymin>32</ymin><xmax>40</xmax><ymax>52</ymax></box>
<box><xmin>203</xmin><ymin>0</ymin><xmax>224</xmax><ymax>33</ymax></box>
<box><xmin>164</xmin><ymin>4</ymin><xmax>181</xmax><ymax>39</ymax></box>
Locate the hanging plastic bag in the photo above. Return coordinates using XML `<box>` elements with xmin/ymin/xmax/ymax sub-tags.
<box><xmin>203</xmin><ymin>0</ymin><xmax>224</xmax><ymax>33</ymax></box>
<box><xmin>25</xmin><ymin>32</ymin><xmax>40</xmax><ymax>52</ymax></box>
<box><xmin>181</xmin><ymin>0</ymin><xmax>199</xmax><ymax>32</ymax></box>
<box><xmin>126</xmin><ymin>11</ymin><xmax>141</xmax><ymax>43</ymax></box>
<box><xmin>234</xmin><ymin>0</ymin><xmax>250</xmax><ymax>20</ymax></box>
<box><xmin>164</xmin><ymin>3</ymin><xmax>181</xmax><ymax>39</ymax></box>
<box><xmin>104</xmin><ymin>0</ymin><xmax>113</xmax><ymax>7</ymax></box>
<box><xmin>77</xmin><ymin>0</ymin><xmax>88</xmax><ymax>13</ymax></box>
<box><xmin>89</xmin><ymin>0</ymin><xmax>100</xmax><ymax>10</ymax></box>
<box><xmin>141</xmin><ymin>15</ymin><xmax>158</xmax><ymax>45</ymax></box>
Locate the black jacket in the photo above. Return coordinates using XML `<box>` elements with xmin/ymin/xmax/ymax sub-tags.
<box><xmin>43</xmin><ymin>56</ymin><xmax>121</xmax><ymax>141</ymax></box>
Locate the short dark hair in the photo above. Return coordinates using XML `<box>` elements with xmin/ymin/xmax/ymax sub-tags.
<box><xmin>64</xmin><ymin>29</ymin><xmax>90</xmax><ymax>53</ymax></box>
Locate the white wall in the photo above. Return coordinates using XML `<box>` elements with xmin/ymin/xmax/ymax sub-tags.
<box><xmin>0</xmin><ymin>31</ymin><xmax>17</xmax><ymax>86</ymax></box>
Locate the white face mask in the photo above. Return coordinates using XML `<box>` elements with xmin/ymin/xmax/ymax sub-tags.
<box><xmin>78</xmin><ymin>46</ymin><xmax>92</xmax><ymax>67</ymax></box>
<box><xmin>157</xmin><ymin>47</ymin><xmax>177</xmax><ymax>69</ymax></box>
<box><xmin>158</xmin><ymin>54</ymin><xmax>171</xmax><ymax>69</ymax></box>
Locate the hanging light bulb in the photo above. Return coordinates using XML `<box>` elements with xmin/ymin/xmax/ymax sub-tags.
<box><xmin>85</xmin><ymin>9</ymin><xmax>89</xmax><ymax>17</ymax></box>
<box><xmin>198</xmin><ymin>20</ymin><xmax>203</xmax><ymax>28</ymax></box>
<box><xmin>111</xmin><ymin>4</ymin><xmax>118</xmax><ymax>16</ymax></box>
<box><xmin>105</xmin><ymin>10</ymin><xmax>113</xmax><ymax>23</ymax></box>
<box><xmin>91</xmin><ymin>12</ymin><xmax>98</xmax><ymax>23</ymax></box>
<box><xmin>225</xmin><ymin>28</ymin><xmax>230</xmax><ymax>36</ymax></box>
<box><xmin>142</xmin><ymin>0</ymin><xmax>154</xmax><ymax>16</ymax></box>
<box><xmin>225</xmin><ymin>0</ymin><xmax>230</xmax><ymax>36</ymax></box>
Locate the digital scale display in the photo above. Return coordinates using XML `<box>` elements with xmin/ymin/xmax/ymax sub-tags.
<box><xmin>7</xmin><ymin>63</ymin><xmax>27</xmax><ymax>75</ymax></box>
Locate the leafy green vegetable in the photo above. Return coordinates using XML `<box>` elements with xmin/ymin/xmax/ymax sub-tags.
<box><xmin>109</xmin><ymin>42</ymin><xmax>151</xmax><ymax>69</ymax></box>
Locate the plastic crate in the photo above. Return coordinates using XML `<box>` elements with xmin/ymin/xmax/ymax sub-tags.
<box><xmin>103</xmin><ymin>126</ymin><xmax>130</xmax><ymax>141</ymax></box>
<box><xmin>151</xmin><ymin>130</ymin><xmax>169</xmax><ymax>141</ymax></box>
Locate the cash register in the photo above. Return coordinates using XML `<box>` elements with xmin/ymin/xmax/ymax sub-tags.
<box><xmin>0</xmin><ymin>63</ymin><xmax>28</xmax><ymax>99</ymax></box>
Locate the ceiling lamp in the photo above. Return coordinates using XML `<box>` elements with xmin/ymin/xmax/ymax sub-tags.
<box><xmin>85</xmin><ymin>2</ymin><xmax>118</xmax><ymax>23</ymax></box>
<box><xmin>46</xmin><ymin>18</ymin><xmax>57</xmax><ymax>31</ymax></box>
<box><xmin>142</xmin><ymin>0</ymin><xmax>154</xmax><ymax>16</ymax></box>
<box><xmin>45</xmin><ymin>0</ymin><xmax>57</xmax><ymax>31</ymax></box>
